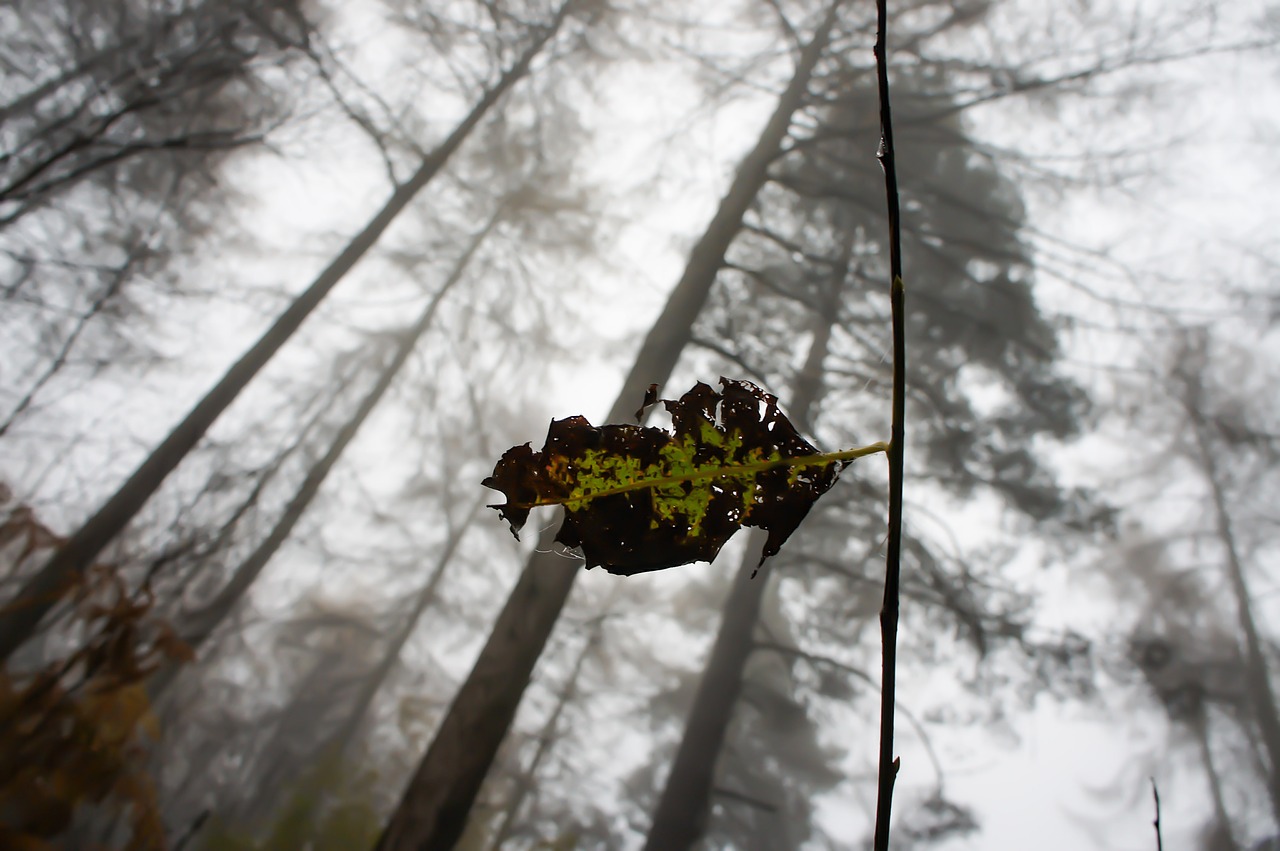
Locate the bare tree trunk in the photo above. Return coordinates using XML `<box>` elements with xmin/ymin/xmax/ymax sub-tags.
<box><xmin>0</xmin><ymin>9</ymin><xmax>567</xmax><ymax>663</ymax></box>
<box><xmin>146</xmin><ymin>210</ymin><xmax>504</xmax><ymax>699</ymax></box>
<box><xmin>485</xmin><ymin>616</ymin><xmax>602</xmax><ymax>851</ymax></box>
<box><xmin>642</xmin><ymin>236</ymin><xmax>843</xmax><ymax>850</ymax></box>
<box><xmin>1186</xmin><ymin>404</ymin><xmax>1280</xmax><ymax>824</ymax></box>
<box><xmin>143</xmin><ymin>373</ymin><xmax>348</xmax><ymax>597</ymax></box>
<box><xmin>196</xmin><ymin>500</ymin><xmax>485</xmax><ymax>843</ymax></box>
<box><xmin>329</xmin><ymin>496</ymin><xmax>487</xmax><ymax>763</ymax></box>
<box><xmin>1175</xmin><ymin>335</ymin><xmax>1280</xmax><ymax>825</ymax></box>
<box><xmin>374</xmin><ymin>10</ymin><xmax>841</xmax><ymax>850</ymax></box>
<box><xmin>642</xmin><ymin>535</ymin><xmax>769</xmax><ymax>851</ymax></box>
<box><xmin>1192</xmin><ymin>706</ymin><xmax>1238</xmax><ymax>850</ymax></box>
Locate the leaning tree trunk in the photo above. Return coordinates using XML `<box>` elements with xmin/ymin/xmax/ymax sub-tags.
<box><xmin>374</xmin><ymin>9</ymin><xmax>842</xmax><ymax>851</ymax></box>
<box><xmin>147</xmin><ymin>210</ymin><xmax>504</xmax><ymax>700</ymax></box>
<box><xmin>642</xmin><ymin>235</ymin><xmax>844</xmax><ymax>851</ymax></box>
<box><xmin>0</xmin><ymin>8</ymin><xmax>570</xmax><ymax>664</ymax></box>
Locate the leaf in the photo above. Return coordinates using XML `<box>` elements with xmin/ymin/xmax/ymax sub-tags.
<box><xmin>0</xmin><ymin>512</ymin><xmax>188</xmax><ymax>851</ymax></box>
<box><xmin>484</xmin><ymin>378</ymin><xmax>857</xmax><ymax>576</ymax></box>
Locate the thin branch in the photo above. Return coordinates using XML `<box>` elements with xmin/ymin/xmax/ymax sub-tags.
<box><xmin>760</xmin><ymin>0</ymin><xmax>801</xmax><ymax>54</ymax></box>
<box><xmin>688</xmin><ymin>334</ymin><xmax>772</xmax><ymax>387</ymax></box>
<box><xmin>0</xmin><ymin>257</ymin><xmax>132</xmax><ymax>437</ymax></box>
<box><xmin>1150</xmin><ymin>778</ymin><xmax>1163</xmax><ymax>851</ymax></box>
<box><xmin>711</xmin><ymin>786</ymin><xmax>779</xmax><ymax>813</ymax></box>
<box><xmin>872</xmin><ymin>0</ymin><xmax>906</xmax><ymax>847</ymax></box>
<box><xmin>753</xmin><ymin>640</ymin><xmax>944</xmax><ymax>796</ymax></box>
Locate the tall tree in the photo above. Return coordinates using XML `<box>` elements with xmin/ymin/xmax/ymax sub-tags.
<box><xmin>375</xmin><ymin>5</ymin><xmax>845</xmax><ymax>848</ymax></box>
<box><xmin>179</xmin><ymin>595</ymin><xmax>388</xmax><ymax>846</ymax></box>
<box><xmin>637</xmin><ymin>8</ymin><xmax>1132</xmax><ymax>840</ymax></box>
<box><xmin>146</xmin><ymin>69</ymin><xmax>602</xmax><ymax>839</ymax></box>
<box><xmin>642</xmin><ymin>304</ymin><xmax>833</xmax><ymax>851</ymax></box>
<box><xmin>483</xmin><ymin>608</ymin><xmax>610</xmax><ymax>851</ymax></box>
<box><xmin>1171</xmin><ymin>331</ymin><xmax>1280</xmax><ymax>822</ymax></box>
<box><xmin>1123</xmin><ymin>530</ymin><xmax>1252</xmax><ymax>850</ymax></box>
<box><xmin>381</xmin><ymin>0</ymin><xmax>1250</xmax><ymax>842</ymax></box>
<box><xmin>144</xmin><ymin>208</ymin><xmax>502</xmax><ymax>701</ymax></box>
<box><xmin>1110</xmin><ymin>327</ymin><xmax>1280</xmax><ymax>842</ymax></box>
<box><xmin>0</xmin><ymin>0</ymin><xmax>322</xmax><ymax>440</ymax></box>
<box><xmin>0</xmin><ymin>0</ymin><xmax>581</xmax><ymax>663</ymax></box>
<box><xmin>646</xmin><ymin>291</ymin><xmax>851</xmax><ymax>840</ymax></box>
<box><xmin>0</xmin><ymin>0</ymin><xmax>314</xmax><ymax>226</ymax></box>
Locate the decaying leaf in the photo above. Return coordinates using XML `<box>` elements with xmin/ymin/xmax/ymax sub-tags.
<box><xmin>483</xmin><ymin>378</ymin><xmax>851</xmax><ymax>576</ymax></box>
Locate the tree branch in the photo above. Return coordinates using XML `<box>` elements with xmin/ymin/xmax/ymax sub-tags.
<box><xmin>872</xmin><ymin>0</ymin><xmax>906</xmax><ymax>847</ymax></box>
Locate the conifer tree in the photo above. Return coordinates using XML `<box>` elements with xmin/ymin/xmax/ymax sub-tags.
<box><xmin>0</xmin><ymin>0</ymin><xmax>581</xmax><ymax>663</ymax></box>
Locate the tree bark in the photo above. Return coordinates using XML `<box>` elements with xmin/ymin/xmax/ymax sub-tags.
<box><xmin>147</xmin><ymin>210</ymin><xmax>503</xmax><ymax>699</ymax></box>
<box><xmin>374</xmin><ymin>11</ymin><xmax>839</xmax><ymax>850</ymax></box>
<box><xmin>0</xmin><ymin>13</ymin><xmax>563</xmax><ymax>664</ymax></box>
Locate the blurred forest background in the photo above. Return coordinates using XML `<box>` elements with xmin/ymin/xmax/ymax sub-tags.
<box><xmin>1</xmin><ymin>0</ymin><xmax>1279</xmax><ymax>849</ymax></box>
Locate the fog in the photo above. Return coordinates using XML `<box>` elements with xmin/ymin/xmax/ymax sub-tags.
<box><xmin>1</xmin><ymin>1</ymin><xmax>1277</xmax><ymax>849</ymax></box>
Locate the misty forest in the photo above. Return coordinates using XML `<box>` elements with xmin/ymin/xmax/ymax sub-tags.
<box><xmin>2</xmin><ymin>0</ymin><xmax>1279</xmax><ymax>849</ymax></box>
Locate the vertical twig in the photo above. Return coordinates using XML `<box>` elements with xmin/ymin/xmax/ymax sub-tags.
<box><xmin>1150</xmin><ymin>778</ymin><xmax>1164</xmax><ymax>851</ymax></box>
<box><xmin>872</xmin><ymin>0</ymin><xmax>906</xmax><ymax>847</ymax></box>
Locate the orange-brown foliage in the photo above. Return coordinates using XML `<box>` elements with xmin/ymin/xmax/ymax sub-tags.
<box><xmin>0</xmin><ymin>493</ymin><xmax>191</xmax><ymax>850</ymax></box>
